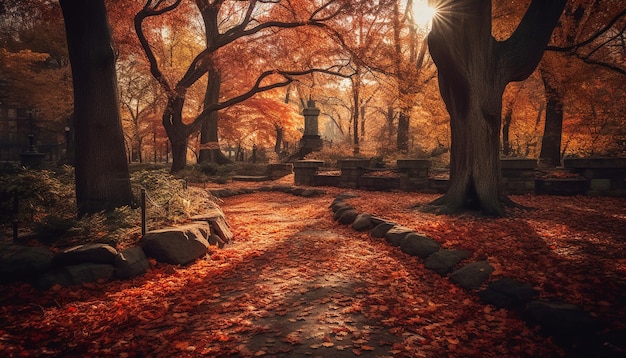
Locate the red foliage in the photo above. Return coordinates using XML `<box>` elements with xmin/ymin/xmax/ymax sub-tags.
<box><xmin>1</xmin><ymin>186</ymin><xmax>624</xmax><ymax>357</ymax></box>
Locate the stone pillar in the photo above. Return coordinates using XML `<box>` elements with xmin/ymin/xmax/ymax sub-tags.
<box><xmin>397</xmin><ymin>159</ymin><xmax>431</xmax><ymax>191</ymax></box>
<box><xmin>338</xmin><ymin>158</ymin><xmax>370</xmax><ymax>188</ymax></box>
<box><xmin>294</xmin><ymin>160</ymin><xmax>323</xmax><ymax>186</ymax></box>
<box><xmin>299</xmin><ymin>99</ymin><xmax>323</xmax><ymax>153</ymax></box>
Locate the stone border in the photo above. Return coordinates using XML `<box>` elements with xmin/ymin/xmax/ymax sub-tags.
<box><xmin>330</xmin><ymin>194</ymin><xmax>614</xmax><ymax>354</ymax></box>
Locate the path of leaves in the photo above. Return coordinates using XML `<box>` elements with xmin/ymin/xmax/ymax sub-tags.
<box><xmin>1</xmin><ymin>185</ymin><xmax>624</xmax><ymax>357</ymax></box>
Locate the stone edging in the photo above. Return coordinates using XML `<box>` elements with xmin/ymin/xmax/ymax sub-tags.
<box><xmin>330</xmin><ymin>193</ymin><xmax>613</xmax><ymax>354</ymax></box>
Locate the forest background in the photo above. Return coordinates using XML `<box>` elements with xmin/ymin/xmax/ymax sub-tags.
<box><xmin>1</xmin><ymin>0</ymin><xmax>624</xmax><ymax>173</ymax></box>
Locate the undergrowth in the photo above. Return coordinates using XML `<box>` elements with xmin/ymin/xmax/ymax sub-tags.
<box><xmin>1</xmin><ymin>164</ymin><xmax>218</xmax><ymax>249</ymax></box>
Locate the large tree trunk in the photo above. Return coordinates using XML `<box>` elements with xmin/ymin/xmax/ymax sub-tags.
<box><xmin>163</xmin><ymin>97</ymin><xmax>189</xmax><ymax>173</ymax></box>
<box><xmin>352</xmin><ymin>75</ymin><xmax>360</xmax><ymax>155</ymax></box>
<box><xmin>198</xmin><ymin>67</ymin><xmax>231</xmax><ymax>164</ymax></box>
<box><xmin>427</xmin><ymin>0</ymin><xmax>566</xmax><ymax>216</ymax></box>
<box><xmin>502</xmin><ymin>107</ymin><xmax>513</xmax><ymax>156</ymax></box>
<box><xmin>274</xmin><ymin>125</ymin><xmax>284</xmax><ymax>155</ymax></box>
<box><xmin>397</xmin><ymin>110</ymin><xmax>410</xmax><ymax>152</ymax></box>
<box><xmin>60</xmin><ymin>0</ymin><xmax>133</xmax><ymax>216</ymax></box>
<box><xmin>539</xmin><ymin>68</ymin><xmax>564</xmax><ymax>167</ymax></box>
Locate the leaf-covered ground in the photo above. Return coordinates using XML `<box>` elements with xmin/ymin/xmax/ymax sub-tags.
<box><xmin>1</xmin><ymin>179</ymin><xmax>625</xmax><ymax>357</ymax></box>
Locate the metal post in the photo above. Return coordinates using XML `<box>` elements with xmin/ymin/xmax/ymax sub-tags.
<box><xmin>140</xmin><ymin>188</ymin><xmax>146</xmax><ymax>236</ymax></box>
<box><xmin>12</xmin><ymin>219</ymin><xmax>19</xmax><ymax>241</ymax></box>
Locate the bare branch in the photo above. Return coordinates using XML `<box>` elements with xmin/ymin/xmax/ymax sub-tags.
<box><xmin>547</xmin><ymin>8</ymin><xmax>626</xmax><ymax>52</ymax></box>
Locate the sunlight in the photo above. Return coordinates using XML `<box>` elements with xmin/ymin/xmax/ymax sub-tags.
<box><xmin>412</xmin><ymin>0</ymin><xmax>438</xmax><ymax>30</ymax></box>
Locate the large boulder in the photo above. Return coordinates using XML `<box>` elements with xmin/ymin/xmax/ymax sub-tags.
<box><xmin>384</xmin><ymin>225</ymin><xmax>414</xmax><ymax>246</ymax></box>
<box><xmin>0</xmin><ymin>244</ymin><xmax>54</xmax><ymax>283</ymax></box>
<box><xmin>52</xmin><ymin>243</ymin><xmax>118</xmax><ymax>266</ymax></box>
<box><xmin>141</xmin><ymin>222</ymin><xmax>211</xmax><ymax>265</ymax></box>
<box><xmin>424</xmin><ymin>249</ymin><xmax>472</xmax><ymax>276</ymax></box>
<box><xmin>114</xmin><ymin>247</ymin><xmax>150</xmax><ymax>279</ymax></box>
<box><xmin>449</xmin><ymin>260</ymin><xmax>494</xmax><ymax>289</ymax></box>
<box><xmin>400</xmin><ymin>233</ymin><xmax>441</xmax><ymax>259</ymax></box>
<box><xmin>36</xmin><ymin>263</ymin><xmax>115</xmax><ymax>290</ymax></box>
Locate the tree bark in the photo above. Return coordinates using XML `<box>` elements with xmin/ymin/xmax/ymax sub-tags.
<box><xmin>502</xmin><ymin>107</ymin><xmax>512</xmax><ymax>156</ymax></box>
<box><xmin>162</xmin><ymin>96</ymin><xmax>189</xmax><ymax>173</ymax></box>
<box><xmin>274</xmin><ymin>125</ymin><xmax>284</xmax><ymax>155</ymax></box>
<box><xmin>427</xmin><ymin>0</ymin><xmax>566</xmax><ymax>216</ymax></box>
<box><xmin>397</xmin><ymin>110</ymin><xmax>409</xmax><ymax>152</ymax></box>
<box><xmin>60</xmin><ymin>0</ymin><xmax>133</xmax><ymax>216</ymax></box>
<box><xmin>198</xmin><ymin>66</ymin><xmax>231</xmax><ymax>165</ymax></box>
<box><xmin>539</xmin><ymin>68</ymin><xmax>564</xmax><ymax>167</ymax></box>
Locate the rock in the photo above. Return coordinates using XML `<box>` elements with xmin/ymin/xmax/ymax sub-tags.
<box><xmin>449</xmin><ymin>260</ymin><xmax>494</xmax><ymax>289</ymax></box>
<box><xmin>336</xmin><ymin>192</ymin><xmax>359</xmax><ymax>199</ymax></box>
<box><xmin>338</xmin><ymin>209</ymin><xmax>359</xmax><ymax>225</ymax></box>
<box><xmin>300</xmin><ymin>189</ymin><xmax>325</xmax><ymax>197</ymax></box>
<box><xmin>478</xmin><ymin>278</ymin><xmax>538</xmax><ymax>310</ymax></box>
<box><xmin>424</xmin><ymin>249</ymin><xmax>472</xmax><ymax>275</ymax></box>
<box><xmin>352</xmin><ymin>213</ymin><xmax>373</xmax><ymax>231</ymax></box>
<box><xmin>333</xmin><ymin>206</ymin><xmax>354</xmax><ymax>220</ymax></box>
<box><xmin>522</xmin><ymin>300</ymin><xmax>604</xmax><ymax>345</ymax></box>
<box><xmin>52</xmin><ymin>243</ymin><xmax>118</xmax><ymax>266</ymax></box>
<box><xmin>0</xmin><ymin>245</ymin><xmax>54</xmax><ymax>283</ymax></box>
<box><xmin>384</xmin><ymin>225</ymin><xmax>414</xmax><ymax>246</ymax></box>
<box><xmin>214</xmin><ymin>189</ymin><xmax>236</xmax><ymax>198</ymax></box>
<box><xmin>192</xmin><ymin>210</ymin><xmax>233</xmax><ymax>244</ymax></box>
<box><xmin>272</xmin><ymin>185</ymin><xmax>294</xmax><ymax>193</ymax></box>
<box><xmin>329</xmin><ymin>198</ymin><xmax>344</xmax><ymax>208</ymax></box>
<box><xmin>207</xmin><ymin>217</ymin><xmax>233</xmax><ymax>243</ymax></box>
<box><xmin>191</xmin><ymin>207</ymin><xmax>226</xmax><ymax>222</ymax></box>
<box><xmin>400</xmin><ymin>233</ymin><xmax>441</xmax><ymax>259</ymax></box>
<box><xmin>290</xmin><ymin>188</ymin><xmax>306</xmax><ymax>196</ymax></box>
<box><xmin>36</xmin><ymin>263</ymin><xmax>114</xmax><ymax>290</ymax></box>
<box><xmin>370</xmin><ymin>216</ymin><xmax>387</xmax><ymax>226</ymax></box>
<box><xmin>141</xmin><ymin>222</ymin><xmax>211</xmax><ymax>265</ymax></box>
<box><xmin>331</xmin><ymin>201</ymin><xmax>352</xmax><ymax>213</ymax></box>
<box><xmin>114</xmin><ymin>247</ymin><xmax>150</xmax><ymax>280</ymax></box>
<box><xmin>209</xmin><ymin>233</ymin><xmax>226</xmax><ymax>248</ymax></box>
<box><xmin>371</xmin><ymin>222</ymin><xmax>395</xmax><ymax>238</ymax></box>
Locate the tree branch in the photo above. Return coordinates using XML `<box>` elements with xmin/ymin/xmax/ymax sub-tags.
<box><xmin>190</xmin><ymin>67</ymin><xmax>354</xmax><ymax>131</ymax></box>
<box><xmin>546</xmin><ymin>8</ymin><xmax>626</xmax><ymax>52</ymax></box>
<box><xmin>134</xmin><ymin>0</ymin><xmax>183</xmax><ymax>95</ymax></box>
<box><xmin>498</xmin><ymin>0</ymin><xmax>567</xmax><ymax>83</ymax></box>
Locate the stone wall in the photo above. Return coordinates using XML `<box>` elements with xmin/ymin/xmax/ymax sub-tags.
<box><xmin>293</xmin><ymin>158</ymin><xmax>626</xmax><ymax>197</ymax></box>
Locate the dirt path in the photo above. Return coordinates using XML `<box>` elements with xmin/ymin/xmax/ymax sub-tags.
<box><xmin>205</xmin><ymin>191</ymin><xmax>563</xmax><ymax>357</ymax></box>
<box><xmin>216</xmin><ymin>192</ymin><xmax>404</xmax><ymax>357</ymax></box>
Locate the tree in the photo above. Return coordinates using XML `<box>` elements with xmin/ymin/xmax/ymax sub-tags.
<box><xmin>60</xmin><ymin>0</ymin><xmax>133</xmax><ymax>215</ymax></box>
<box><xmin>135</xmin><ymin>0</ymin><xmax>349</xmax><ymax>172</ymax></box>
<box><xmin>539</xmin><ymin>2</ymin><xmax>626</xmax><ymax>166</ymax></box>
<box><xmin>426</xmin><ymin>0</ymin><xmax>566</xmax><ymax>216</ymax></box>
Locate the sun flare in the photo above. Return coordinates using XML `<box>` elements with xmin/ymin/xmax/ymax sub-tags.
<box><xmin>412</xmin><ymin>0</ymin><xmax>438</xmax><ymax>29</ymax></box>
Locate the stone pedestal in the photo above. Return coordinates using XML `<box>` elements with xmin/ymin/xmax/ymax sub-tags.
<box><xmin>299</xmin><ymin>99</ymin><xmax>323</xmax><ymax>154</ymax></box>
<box><xmin>294</xmin><ymin>160</ymin><xmax>324</xmax><ymax>186</ymax></box>
<box><xmin>338</xmin><ymin>159</ymin><xmax>370</xmax><ymax>188</ymax></box>
<box><xmin>501</xmin><ymin>158</ymin><xmax>537</xmax><ymax>195</ymax></box>
<box><xmin>397</xmin><ymin>159</ymin><xmax>431</xmax><ymax>191</ymax></box>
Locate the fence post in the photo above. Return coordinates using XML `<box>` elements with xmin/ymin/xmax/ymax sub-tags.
<box><xmin>141</xmin><ymin>188</ymin><xmax>146</xmax><ymax>236</ymax></box>
<box><xmin>12</xmin><ymin>190</ymin><xmax>18</xmax><ymax>241</ymax></box>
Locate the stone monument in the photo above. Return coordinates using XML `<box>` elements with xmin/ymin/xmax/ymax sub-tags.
<box><xmin>299</xmin><ymin>98</ymin><xmax>323</xmax><ymax>154</ymax></box>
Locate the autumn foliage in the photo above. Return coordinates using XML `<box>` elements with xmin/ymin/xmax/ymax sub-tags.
<box><xmin>1</xmin><ymin>180</ymin><xmax>624</xmax><ymax>356</ymax></box>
